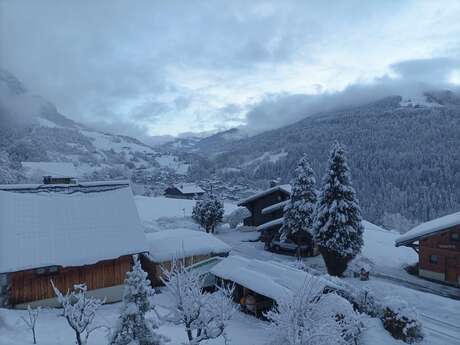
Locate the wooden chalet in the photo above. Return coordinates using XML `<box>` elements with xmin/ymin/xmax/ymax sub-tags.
<box><xmin>395</xmin><ymin>211</ymin><xmax>460</xmax><ymax>286</ymax></box>
<box><xmin>164</xmin><ymin>183</ymin><xmax>205</xmax><ymax>200</ymax></box>
<box><xmin>0</xmin><ymin>181</ymin><xmax>148</xmax><ymax>308</ymax></box>
<box><xmin>237</xmin><ymin>184</ymin><xmax>291</xmax><ymax>227</ymax></box>
<box><xmin>141</xmin><ymin>229</ymin><xmax>231</xmax><ymax>286</ymax></box>
<box><xmin>210</xmin><ymin>255</ymin><xmax>339</xmax><ymax>318</ymax></box>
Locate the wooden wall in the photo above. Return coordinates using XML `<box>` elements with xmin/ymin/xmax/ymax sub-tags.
<box><xmin>141</xmin><ymin>254</ymin><xmax>211</xmax><ymax>286</ymax></box>
<box><xmin>243</xmin><ymin>191</ymin><xmax>290</xmax><ymax>227</ymax></box>
<box><xmin>419</xmin><ymin>226</ymin><xmax>460</xmax><ymax>284</ymax></box>
<box><xmin>9</xmin><ymin>255</ymin><xmax>133</xmax><ymax>306</ymax></box>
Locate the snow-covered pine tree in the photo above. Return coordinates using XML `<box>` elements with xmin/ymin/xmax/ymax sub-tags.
<box><xmin>313</xmin><ymin>142</ymin><xmax>364</xmax><ymax>276</ymax></box>
<box><xmin>280</xmin><ymin>155</ymin><xmax>317</xmax><ymax>248</ymax></box>
<box><xmin>109</xmin><ymin>255</ymin><xmax>168</xmax><ymax>345</ymax></box>
<box><xmin>192</xmin><ymin>193</ymin><xmax>224</xmax><ymax>233</ymax></box>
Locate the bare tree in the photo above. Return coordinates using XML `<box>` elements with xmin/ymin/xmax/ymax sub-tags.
<box><xmin>51</xmin><ymin>282</ymin><xmax>105</xmax><ymax>345</ymax></box>
<box><xmin>21</xmin><ymin>305</ymin><xmax>40</xmax><ymax>344</ymax></box>
<box><xmin>161</xmin><ymin>261</ymin><xmax>236</xmax><ymax>345</ymax></box>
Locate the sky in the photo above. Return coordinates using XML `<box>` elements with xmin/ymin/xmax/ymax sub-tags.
<box><xmin>1</xmin><ymin>0</ymin><xmax>460</xmax><ymax>141</ymax></box>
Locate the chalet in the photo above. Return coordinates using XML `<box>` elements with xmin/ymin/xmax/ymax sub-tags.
<box><xmin>164</xmin><ymin>183</ymin><xmax>205</xmax><ymax>200</ymax></box>
<box><xmin>395</xmin><ymin>211</ymin><xmax>460</xmax><ymax>286</ymax></box>
<box><xmin>22</xmin><ymin>162</ymin><xmax>79</xmax><ymax>185</ymax></box>
<box><xmin>237</xmin><ymin>184</ymin><xmax>291</xmax><ymax>227</ymax></box>
<box><xmin>141</xmin><ymin>229</ymin><xmax>231</xmax><ymax>286</ymax></box>
<box><xmin>0</xmin><ymin>181</ymin><xmax>148</xmax><ymax>308</ymax></box>
<box><xmin>210</xmin><ymin>255</ymin><xmax>340</xmax><ymax>317</ymax></box>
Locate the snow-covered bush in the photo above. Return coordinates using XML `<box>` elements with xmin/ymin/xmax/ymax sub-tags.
<box><xmin>224</xmin><ymin>207</ymin><xmax>250</xmax><ymax>229</ymax></box>
<box><xmin>346</xmin><ymin>255</ymin><xmax>375</xmax><ymax>278</ymax></box>
<box><xmin>161</xmin><ymin>261</ymin><xmax>237</xmax><ymax>345</ymax></box>
<box><xmin>52</xmin><ymin>282</ymin><xmax>105</xmax><ymax>345</ymax></box>
<box><xmin>109</xmin><ymin>255</ymin><xmax>168</xmax><ymax>345</ymax></box>
<box><xmin>381</xmin><ymin>297</ymin><xmax>423</xmax><ymax>343</ymax></box>
<box><xmin>265</xmin><ymin>278</ymin><xmax>362</xmax><ymax>345</ymax></box>
<box><xmin>313</xmin><ymin>142</ymin><xmax>364</xmax><ymax>276</ymax></box>
<box><xmin>280</xmin><ymin>155</ymin><xmax>317</xmax><ymax>243</ymax></box>
<box><xmin>192</xmin><ymin>193</ymin><xmax>224</xmax><ymax>233</ymax></box>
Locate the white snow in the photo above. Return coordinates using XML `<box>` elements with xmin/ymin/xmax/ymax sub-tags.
<box><xmin>22</xmin><ymin>162</ymin><xmax>78</xmax><ymax>178</ymax></box>
<box><xmin>155</xmin><ymin>155</ymin><xmax>189</xmax><ymax>175</ymax></box>
<box><xmin>261</xmin><ymin>200</ymin><xmax>288</xmax><ymax>215</ymax></box>
<box><xmin>145</xmin><ymin>229</ymin><xmax>231</xmax><ymax>262</ymax></box>
<box><xmin>237</xmin><ymin>184</ymin><xmax>291</xmax><ymax>206</ymax></box>
<box><xmin>172</xmin><ymin>183</ymin><xmax>204</xmax><ymax>195</ymax></box>
<box><xmin>0</xmin><ymin>185</ymin><xmax>147</xmax><ymax>273</ymax></box>
<box><xmin>210</xmin><ymin>255</ymin><xmax>339</xmax><ymax>302</ymax></box>
<box><xmin>256</xmin><ymin>217</ymin><xmax>284</xmax><ymax>231</ymax></box>
<box><xmin>395</xmin><ymin>211</ymin><xmax>460</xmax><ymax>246</ymax></box>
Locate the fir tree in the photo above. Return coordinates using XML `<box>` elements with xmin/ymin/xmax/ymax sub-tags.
<box><xmin>313</xmin><ymin>142</ymin><xmax>364</xmax><ymax>276</ymax></box>
<box><xmin>109</xmin><ymin>255</ymin><xmax>168</xmax><ymax>345</ymax></box>
<box><xmin>280</xmin><ymin>155</ymin><xmax>317</xmax><ymax>246</ymax></box>
<box><xmin>192</xmin><ymin>193</ymin><xmax>224</xmax><ymax>233</ymax></box>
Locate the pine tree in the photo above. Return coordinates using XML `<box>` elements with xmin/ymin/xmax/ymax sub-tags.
<box><xmin>192</xmin><ymin>193</ymin><xmax>224</xmax><ymax>233</ymax></box>
<box><xmin>280</xmin><ymin>155</ymin><xmax>317</xmax><ymax>247</ymax></box>
<box><xmin>109</xmin><ymin>255</ymin><xmax>168</xmax><ymax>345</ymax></box>
<box><xmin>313</xmin><ymin>142</ymin><xmax>364</xmax><ymax>276</ymax></box>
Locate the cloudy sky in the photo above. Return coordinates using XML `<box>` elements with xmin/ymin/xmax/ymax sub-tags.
<box><xmin>1</xmin><ymin>0</ymin><xmax>460</xmax><ymax>140</ymax></box>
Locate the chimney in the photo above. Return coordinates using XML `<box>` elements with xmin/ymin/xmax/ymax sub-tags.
<box><xmin>269</xmin><ymin>180</ymin><xmax>277</xmax><ymax>188</ymax></box>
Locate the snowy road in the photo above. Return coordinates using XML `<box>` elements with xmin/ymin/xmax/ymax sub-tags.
<box><xmin>421</xmin><ymin>314</ymin><xmax>460</xmax><ymax>344</ymax></box>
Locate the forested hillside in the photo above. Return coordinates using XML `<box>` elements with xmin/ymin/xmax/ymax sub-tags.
<box><xmin>189</xmin><ymin>95</ymin><xmax>460</xmax><ymax>229</ymax></box>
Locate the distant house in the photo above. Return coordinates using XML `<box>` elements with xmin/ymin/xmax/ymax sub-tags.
<box><xmin>22</xmin><ymin>162</ymin><xmax>79</xmax><ymax>184</ymax></box>
<box><xmin>141</xmin><ymin>229</ymin><xmax>231</xmax><ymax>286</ymax></box>
<box><xmin>238</xmin><ymin>184</ymin><xmax>291</xmax><ymax>227</ymax></box>
<box><xmin>210</xmin><ymin>255</ymin><xmax>340</xmax><ymax>317</ymax></box>
<box><xmin>0</xmin><ymin>181</ymin><xmax>147</xmax><ymax>308</ymax></box>
<box><xmin>164</xmin><ymin>183</ymin><xmax>205</xmax><ymax>199</ymax></box>
<box><xmin>395</xmin><ymin>211</ymin><xmax>460</xmax><ymax>286</ymax></box>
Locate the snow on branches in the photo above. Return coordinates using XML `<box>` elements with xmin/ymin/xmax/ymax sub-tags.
<box><xmin>52</xmin><ymin>282</ymin><xmax>105</xmax><ymax>345</ymax></box>
<box><xmin>313</xmin><ymin>142</ymin><xmax>364</xmax><ymax>275</ymax></box>
<box><xmin>109</xmin><ymin>255</ymin><xmax>168</xmax><ymax>345</ymax></box>
<box><xmin>192</xmin><ymin>193</ymin><xmax>224</xmax><ymax>233</ymax></box>
<box><xmin>161</xmin><ymin>260</ymin><xmax>237</xmax><ymax>345</ymax></box>
<box><xmin>280</xmin><ymin>154</ymin><xmax>317</xmax><ymax>242</ymax></box>
<box><xmin>265</xmin><ymin>278</ymin><xmax>362</xmax><ymax>345</ymax></box>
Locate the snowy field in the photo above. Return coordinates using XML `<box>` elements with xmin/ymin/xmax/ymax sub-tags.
<box><xmin>1</xmin><ymin>196</ymin><xmax>459</xmax><ymax>345</ymax></box>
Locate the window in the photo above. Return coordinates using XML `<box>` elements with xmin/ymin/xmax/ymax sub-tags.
<box><xmin>35</xmin><ymin>266</ymin><xmax>60</xmax><ymax>276</ymax></box>
<box><xmin>429</xmin><ymin>255</ymin><xmax>439</xmax><ymax>265</ymax></box>
<box><xmin>451</xmin><ymin>232</ymin><xmax>460</xmax><ymax>242</ymax></box>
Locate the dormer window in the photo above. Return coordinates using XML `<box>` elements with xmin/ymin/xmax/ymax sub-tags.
<box><xmin>451</xmin><ymin>232</ymin><xmax>460</xmax><ymax>242</ymax></box>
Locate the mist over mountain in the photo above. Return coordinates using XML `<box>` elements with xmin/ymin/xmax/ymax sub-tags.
<box><xmin>181</xmin><ymin>92</ymin><xmax>460</xmax><ymax>229</ymax></box>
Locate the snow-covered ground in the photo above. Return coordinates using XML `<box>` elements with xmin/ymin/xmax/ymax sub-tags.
<box><xmin>1</xmin><ymin>196</ymin><xmax>459</xmax><ymax>345</ymax></box>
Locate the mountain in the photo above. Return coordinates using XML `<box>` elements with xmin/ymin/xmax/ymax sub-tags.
<box><xmin>0</xmin><ymin>69</ymin><xmax>190</xmax><ymax>191</ymax></box>
<box><xmin>184</xmin><ymin>93</ymin><xmax>460</xmax><ymax>229</ymax></box>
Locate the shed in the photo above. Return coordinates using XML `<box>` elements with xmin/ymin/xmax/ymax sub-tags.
<box><xmin>395</xmin><ymin>211</ymin><xmax>460</xmax><ymax>286</ymax></box>
<box><xmin>164</xmin><ymin>183</ymin><xmax>205</xmax><ymax>199</ymax></box>
<box><xmin>0</xmin><ymin>181</ymin><xmax>147</xmax><ymax>308</ymax></box>
<box><xmin>210</xmin><ymin>255</ymin><xmax>339</xmax><ymax>317</ymax></box>
<box><xmin>141</xmin><ymin>229</ymin><xmax>231</xmax><ymax>286</ymax></box>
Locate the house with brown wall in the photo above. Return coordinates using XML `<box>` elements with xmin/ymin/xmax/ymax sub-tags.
<box><xmin>0</xmin><ymin>181</ymin><xmax>148</xmax><ymax>308</ymax></box>
<box><xmin>395</xmin><ymin>211</ymin><xmax>460</xmax><ymax>286</ymax></box>
<box><xmin>141</xmin><ymin>229</ymin><xmax>231</xmax><ymax>286</ymax></box>
<box><xmin>237</xmin><ymin>185</ymin><xmax>291</xmax><ymax>227</ymax></box>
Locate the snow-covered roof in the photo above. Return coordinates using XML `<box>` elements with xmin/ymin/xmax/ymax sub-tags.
<box><xmin>145</xmin><ymin>229</ymin><xmax>231</xmax><ymax>262</ymax></box>
<box><xmin>256</xmin><ymin>217</ymin><xmax>284</xmax><ymax>232</ymax></box>
<box><xmin>22</xmin><ymin>162</ymin><xmax>78</xmax><ymax>178</ymax></box>
<box><xmin>395</xmin><ymin>211</ymin><xmax>460</xmax><ymax>247</ymax></box>
<box><xmin>172</xmin><ymin>183</ymin><xmax>205</xmax><ymax>195</ymax></box>
<box><xmin>0</xmin><ymin>185</ymin><xmax>148</xmax><ymax>273</ymax></box>
<box><xmin>262</xmin><ymin>200</ymin><xmax>289</xmax><ymax>215</ymax></box>
<box><xmin>210</xmin><ymin>255</ymin><xmax>339</xmax><ymax>302</ymax></box>
<box><xmin>237</xmin><ymin>184</ymin><xmax>291</xmax><ymax>206</ymax></box>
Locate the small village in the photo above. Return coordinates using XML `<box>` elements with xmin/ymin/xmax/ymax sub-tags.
<box><xmin>0</xmin><ymin>145</ymin><xmax>459</xmax><ymax>345</ymax></box>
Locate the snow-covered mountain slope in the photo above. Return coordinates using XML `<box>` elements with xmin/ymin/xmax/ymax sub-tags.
<box><xmin>179</xmin><ymin>94</ymin><xmax>460</xmax><ymax>228</ymax></box>
<box><xmin>0</xmin><ymin>69</ymin><xmax>189</xmax><ymax>185</ymax></box>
